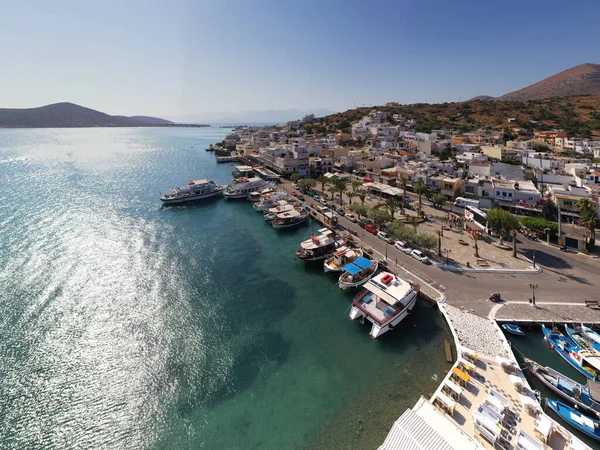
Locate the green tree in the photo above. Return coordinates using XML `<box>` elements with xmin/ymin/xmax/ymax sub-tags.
<box><xmin>368</xmin><ymin>209</ymin><xmax>391</xmax><ymax>227</ymax></box>
<box><xmin>486</xmin><ymin>208</ymin><xmax>519</xmax><ymax>245</ymax></box>
<box><xmin>384</xmin><ymin>196</ymin><xmax>402</xmax><ymax>222</ymax></box>
<box><xmin>520</xmin><ymin>217</ymin><xmax>558</xmax><ymax>234</ymax></box>
<box><xmin>356</xmin><ymin>193</ymin><xmax>366</xmax><ymax>206</ymax></box>
<box><xmin>470</xmin><ymin>233</ymin><xmax>480</xmax><ymax>258</ymax></box>
<box><xmin>290</xmin><ymin>173</ymin><xmax>301</xmax><ymax>183</ymax></box>
<box><xmin>431</xmin><ymin>193</ymin><xmax>447</xmax><ymax>208</ymax></box>
<box><xmin>413</xmin><ymin>177</ymin><xmax>427</xmax><ymax>212</ymax></box>
<box><xmin>298</xmin><ymin>178</ymin><xmax>316</xmax><ymax>193</ymax></box>
<box><xmin>349</xmin><ymin>203</ymin><xmax>369</xmax><ymax>219</ymax></box>
<box><xmin>510</xmin><ymin>229</ymin><xmax>518</xmax><ymax>258</ymax></box>
<box><xmin>576</xmin><ymin>198</ymin><xmax>598</xmax><ymax>246</ymax></box>
<box><xmin>317</xmin><ymin>176</ymin><xmax>328</xmax><ymax>194</ymax></box>
<box><xmin>329</xmin><ymin>178</ymin><xmax>348</xmax><ymax>206</ymax></box>
<box><xmin>388</xmin><ymin>222</ymin><xmax>415</xmax><ymax>243</ymax></box>
<box><xmin>415</xmin><ymin>233</ymin><xmax>437</xmax><ymax>254</ymax></box>
<box><xmin>400</xmin><ymin>177</ymin><xmax>408</xmax><ymax>214</ymax></box>
<box><xmin>350</xmin><ymin>180</ymin><xmax>362</xmax><ymax>205</ymax></box>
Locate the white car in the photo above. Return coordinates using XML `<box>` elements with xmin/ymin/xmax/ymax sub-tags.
<box><xmin>410</xmin><ymin>249</ymin><xmax>430</xmax><ymax>264</ymax></box>
<box><xmin>345</xmin><ymin>213</ymin><xmax>357</xmax><ymax>223</ymax></box>
<box><xmin>319</xmin><ymin>198</ymin><xmax>328</xmax><ymax>205</ymax></box>
<box><xmin>394</xmin><ymin>240</ymin><xmax>412</xmax><ymax>254</ymax></box>
<box><xmin>377</xmin><ymin>231</ymin><xmax>394</xmax><ymax>244</ymax></box>
<box><xmin>292</xmin><ymin>183</ymin><xmax>300</xmax><ymax>189</ymax></box>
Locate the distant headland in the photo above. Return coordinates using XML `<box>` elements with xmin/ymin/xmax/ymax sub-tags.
<box><xmin>0</xmin><ymin>102</ymin><xmax>209</xmax><ymax>128</ymax></box>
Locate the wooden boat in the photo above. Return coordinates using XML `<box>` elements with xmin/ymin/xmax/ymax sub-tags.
<box><xmin>578</xmin><ymin>325</ymin><xmax>600</xmax><ymax>353</ymax></box>
<box><xmin>542</xmin><ymin>325</ymin><xmax>600</xmax><ymax>381</ymax></box>
<box><xmin>502</xmin><ymin>323</ymin><xmax>525</xmax><ymax>336</ymax></box>
<box><xmin>565</xmin><ymin>325</ymin><xmax>597</xmax><ymax>352</ymax></box>
<box><xmin>338</xmin><ymin>257</ymin><xmax>378</xmax><ymax>290</ymax></box>
<box><xmin>546</xmin><ymin>399</ymin><xmax>600</xmax><ymax>441</ymax></box>
<box><xmin>525</xmin><ymin>358</ymin><xmax>600</xmax><ymax>417</ymax></box>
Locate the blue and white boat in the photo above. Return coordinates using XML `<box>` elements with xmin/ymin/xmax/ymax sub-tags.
<box><xmin>546</xmin><ymin>399</ymin><xmax>600</xmax><ymax>441</ymax></box>
<box><xmin>526</xmin><ymin>358</ymin><xmax>600</xmax><ymax>418</ymax></box>
<box><xmin>338</xmin><ymin>257</ymin><xmax>378</xmax><ymax>290</ymax></box>
<box><xmin>542</xmin><ymin>325</ymin><xmax>600</xmax><ymax>381</ymax></box>
<box><xmin>565</xmin><ymin>325</ymin><xmax>597</xmax><ymax>352</ymax></box>
<box><xmin>502</xmin><ymin>323</ymin><xmax>525</xmax><ymax>336</ymax></box>
<box><xmin>576</xmin><ymin>325</ymin><xmax>600</xmax><ymax>353</ymax></box>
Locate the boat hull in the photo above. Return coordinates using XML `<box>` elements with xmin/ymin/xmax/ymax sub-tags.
<box><xmin>543</xmin><ymin>326</ymin><xmax>599</xmax><ymax>381</ymax></box>
<box><xmin>272</xmin><ymin>215</ymin><xmax>309</xmax><ymax>229</ymax></box>
<box><xmin>160</xmin><ymin>188</ymin><xmax>225</xmax><ymax>204</ymax></box>
<box><xmin>547</xmin><ymin>399</ymin><xmax>600</xmax><ymax>441</ymax></box>
<box><xmin>338</xmin><ymin>261</ymin><xmax>379</xmax><ymax>290</ymax></box>
<box><xmin>368</xmin><ymin>290</ymin><xmax>418</xmax><ymax>339</ymax></box>
<box><xmin>502</xmin><ymin>324</ymin><xmax>525</xmax><ymax>336</ymax></box>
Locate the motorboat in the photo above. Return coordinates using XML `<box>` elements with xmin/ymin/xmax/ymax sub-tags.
<box><xmin>248</xmin><ymin>187</ymin><xmax>274</xmax><ymax>202</ymax></box>
<box><xmin>338</xmin><ymin>256</ymin><xmax>378</xmax><ymax>290</ymax></box>
<box><xmin>252</xmin><ymin>192</ymin><xmax>290</xmax><ymax>211</ymax></box>
<box><xmin>296</xmin><ymin>228</ymin><xmax>346</xmax><ymax>261</ymax></box>
<box><xmin>323</xmin><ymin>246</ymin><xmax>363</xmax><ymax>273</ymax></box>
<box><xmin>160</xmin><ymin>179</ymin><xmax>225</xmax><ymax>204</ymax></box>
<box><xmin>546</xmin><ymin>399</ymin><xmax>600</xmax><ymax>441</ymax></box>
<box><xmin>264</xmin><ymin>204</ymin><xmax>294</xmax><ymax>221</ymax></box>
<box><xmin>272</xmin><ymin>209</ymin><xmax>309</xmax><ymax>229</ymax></box>
<box><xmin>543</xmin><ymin>325</ymin><xmax>600</xmax><ymax>381</ymax></box>
<box><xmin>502</xmin><ymin>324</ymin><xmax>525</xmax><ymax>336</ymax></box>
<box><xmin>223</xmin><ymin>177</ymin><xmax>269</xmax><ymax>199</ymax></box>
<box><xmin>525</xmin><ymin>358</ymin><xmax>600</xmax><ymax>417</ymax></box>
<box><xmin>348</xmin><ymin>271</ymin><xmax>419</xmax><ymax>338</ymax></box>
<box><xmin>566</xmin><ymin>325</ymin><xmax>600</xmax><ymax>354</ymax></box>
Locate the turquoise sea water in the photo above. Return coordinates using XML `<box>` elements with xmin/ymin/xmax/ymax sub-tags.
<box><xmin>0</xmin><ymin>127</ymin><xmax>452</xmax><ymax>449</ymax></box>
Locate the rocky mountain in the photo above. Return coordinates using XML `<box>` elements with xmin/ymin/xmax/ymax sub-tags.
<box><xmin>0</xmin><ymin>102</ymin><xmax>173</xmax><ymax>128</ymax></box>
<box><xmin>498</xmin><ymin>63</ymin><xmax>600</xmax><ymax>101</ymax></box>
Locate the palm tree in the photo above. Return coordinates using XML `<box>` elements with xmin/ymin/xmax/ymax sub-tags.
<box><xmin>400</xmin><ymin>177</ymin><xmax>408</xmax><ymax>214</ymax></box>
<box><xmin>356</xmin><ymin>193</ymin><xmax>366</xmax><ymax>206</ymax></box>
<box><xmin>413</xmin><ymin>177</ymin><xmax>427</xmax><ymax>213</ymax></box>
<box><xmin>435</xmin><ymin>229</ymin><xmax>442</xmax><ymax>256</ymax></box>
<box><xmin>470</xmin><ymin>232</ymin><xmax>480</xmax><ymax>258</ymax></box>
<box><xmin>510</xmin><ymin>229</ymin><xmax>518</xmax><ymax>258</ymax></box>
<box><xmin>317</xmin><ymin>176</ymin><xmax>328</xmax><ymax>195</ymax></box>
<box><xmin>576</xmin><ymin>198</ymin><xmax>598</xmax><ymax>246</ymax></box>
<box><xmin>350</xmin><ymin>180</ymin><xmax>362</xmax><ymax>206</ymax></box>
<box><xmin>384</xmin><ymin>196</ymin><xmax>401</xmax><ymax>222</ymax></box>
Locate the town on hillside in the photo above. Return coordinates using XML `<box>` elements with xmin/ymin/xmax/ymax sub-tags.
<box><xmin>214</xmin><ymin>108</ymin><xmax>599</xmax><ymax>253</ymax></box>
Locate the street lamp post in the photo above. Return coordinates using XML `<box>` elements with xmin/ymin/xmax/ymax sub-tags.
<box><xmin>444</xmin><ymin>248</ymin><xmax>452</xmax><ymax>265</ymax></box>
<box><xmin>544</xmin><ymin>227</ymin><xmax>551</xmax><ymax>244</ymax></box>
<box><xmin>529</xmin><ymin>283</ymin><xmax>538</xmax><ymax>306</ymax></box>
<box><xmin>532</xmin><ymin>250</ymin><xmax>536</xmax><ymax>269</ymax></box>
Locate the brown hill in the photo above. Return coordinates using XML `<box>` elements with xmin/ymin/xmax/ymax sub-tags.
<box><xmin>467</xmin><ymin>95</ymin><xmax>495</xmax><ymax>102</ymax></box>
<box><xmin>498</xmin><ymin>63</ymin><xmax>600</xmax><ymax>101</ymax></box>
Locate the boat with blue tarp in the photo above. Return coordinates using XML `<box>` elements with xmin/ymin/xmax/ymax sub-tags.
<box><xmin>546</xmin><ymin>399</ymin><xmax>600</xmax><ymax>441</ymax></box>
<box><xmin>526</xmin><ymin>358</ymin><xmax>600</xmax><ymax>417</ymax></box>
<box><xmin>502</xmin><ymin>323</ymin><xmax>525</xmax><ymax>336</ymax></box>
<box><xmin>338</xmin><ymin>257</ymin><xmax>378</xmax><ymax>290</ymax></box>
<box><xmin>543</xmin><ymin>325</ymin><xmax>600</xmax><ymax>381</ymax></box>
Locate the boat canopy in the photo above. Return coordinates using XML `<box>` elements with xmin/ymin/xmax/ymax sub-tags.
<box><xmin>343</xmin><ymin>263</ymin><xmax>363</xmax><ymax>276</ymax></box>
<box><xmin>354</xmin><ymin>257</ymin><xmax>374</xmax><ymax>270</ymax></box>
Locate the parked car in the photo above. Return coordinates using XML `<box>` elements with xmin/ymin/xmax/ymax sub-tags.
<box><xmin>365</xmin><ymin>224</ymin><xmax>378</xmax><ymax>234</ymax></box>
<box><xmin>313</xmin><ymin>195</ymin><xmax>320</xmax><ymax>201</ymax></box>
<box><xmin>292</xmin><ymin>183</ymin><xmax>300</xmax><ymax>190</ymax></box>
<box><xmin>319</xmin><ymin>198</ymin><xmax>328</xmax><ymax>205</ymax></box>
<box><xmin>345</xmin><ymin>213</ymin><xmax>357</xmax><ymax>223</ymax></box>
<box><xmin>394</xmin><ymin>241</ymin><xmax>412</xmax><ymax>254</ymax></box>
<box><xmin>290</xmin><ymin>190</ymin><xmax>297</xmax><ymax>196</ymax></box>
<box><xmin>377</xmin><ymin>231</ymin><xmax>394</xmax><ymax>243</ymax></box>
<box><xmin>335</xmin><ymin>208</ymin><xmax>345</xmax><ymax>216</ymax></box>
<box><xmin>297</xmin><ymin>194</ymin><xmax>305</xmax><ymax>201</ymax></box>
<box><xmin>357</xmin><ymin>220</ymin><xmax>366</xmax><ymax>229</ymax></box>
<box><xmin>410</xmin><ymin>249</ymin><xmax>430</xmax><ymax>264</ymax></box>
<box><xmin>318</xmin><ymin>206</ymin><xmax>331</xmax><ymax>214</ymax></box>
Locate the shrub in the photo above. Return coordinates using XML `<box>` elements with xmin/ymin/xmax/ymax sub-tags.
<box><xmin>520</xmin><ymin>217</ymin><xmax>558</xmax><ymax>234</ymax></box>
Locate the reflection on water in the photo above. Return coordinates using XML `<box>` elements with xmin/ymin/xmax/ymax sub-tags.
<box><xmin>0</xmin><ymin>128</ymin><xmax>452</xmax><ymax>449</ymax></box>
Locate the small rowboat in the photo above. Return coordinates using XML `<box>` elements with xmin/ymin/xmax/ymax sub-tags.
<box><xmin>502</xmin><ymin>324</ymin><xmax>525</xmax><ymax>336</ymax></box>
<box><xmin>547</xmin><ymin>399</ymin><xmax>600</xmax><ymax>441</ymax></box>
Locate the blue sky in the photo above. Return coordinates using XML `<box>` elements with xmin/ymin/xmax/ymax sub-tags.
<box><xmin>0</xmin><ymin>0</ymin><xmax>598</xmax><ymax>118</ymax></box>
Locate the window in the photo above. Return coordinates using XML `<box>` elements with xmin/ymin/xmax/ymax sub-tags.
<box><xmin>496</xmin><ymin>191</ymin><xmax>500</xmax><ymax>196</ymax></box>
<box><xmin>508</xmin><ymin>193</ymin><xmax>512</xmax><ymax>198</ymax></box>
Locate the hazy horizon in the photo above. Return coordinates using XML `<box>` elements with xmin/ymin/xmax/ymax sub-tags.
<box><xmin>1</xmin><ymin>0</ymin><xmax>599</xmax><ymax>117</ymax></box>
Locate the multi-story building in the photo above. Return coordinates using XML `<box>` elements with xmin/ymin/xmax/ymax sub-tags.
<box><xmin>548</xmin><ymin>185</ymin><xmax>594</xmax><ymax>224</ymax></box>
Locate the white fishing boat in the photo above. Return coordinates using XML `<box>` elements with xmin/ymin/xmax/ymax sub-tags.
<box><xmin>323</xmin><ymin>246</ymin><xmax>363</xmax><ymax>273</ymax></box>
<box><xmin>296</xmin><ymin>228</ymin><xmax>347</xmax><ymax>262</ymax></box>
<box><xmin>160</xmin><ymin>179</ymin><xmax>226</xmax><ymax>204</ymax></box>
<box><xmin>253</xmin><ymin>194</ymin><xmax>290</xmax><ymax>212</ymax></box>
<box><xmin>223</xmin><ymin>177</ymin><xmax>269</xmax><ymax>199</ymax></box>
<box><xmin>348</xmin><ymin>271</ymin><xmax>420</xmax><ymax>338</ymax></box>
<box><xmin>248</xmin><ymin>187</ymin><xmax>274</xmax><ymax>202</ymax></box>
<box><xmin>272</xmin><ymin>209</ymin><xmax>309</xmax><ymax>229</ymax></box>
<box><xmin>338</xmin><ymin>257</ymin><xmax>378</xmax><ymax>290</ymax></box>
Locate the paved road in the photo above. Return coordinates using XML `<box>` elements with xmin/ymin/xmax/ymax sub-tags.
<box><xmin>284</xmin><ymin>182</ymin><xmax>600</xmax><ymax>317</ymax></box>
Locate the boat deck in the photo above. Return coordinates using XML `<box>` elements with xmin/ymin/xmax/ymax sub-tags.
<box><xmin>355</xmin><ymin>292</ymin><xmax>396</xmax><ymax>322</ymax></box>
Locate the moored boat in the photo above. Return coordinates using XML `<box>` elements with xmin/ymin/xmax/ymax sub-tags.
<box><xmin>160</xmin><ymin>179</ymin><xmax>226</xmax><ymax>204</ymax></box>
<box><xmin>248</xmin><ymin>187</ymin><xmax>274</xmax><ymax>202</ymax></box>
<box><xmin>546</xmin><ymin>399</ymin><xmax>600</xmax><ymax>441</ymax></box>
<box><xmin>338</xmin><ymin>257</ymin><xmax>378</xmax><ymax>290</ymax></box>
<box><xmin>264</xmin><ymin>203</ymin><xmax>294</xmax><ymax>221</ymax></box>
<box><xmin>566</xmin><ymin>325</ymin><xmax>598</xmax><ymax>352</ymax></box>
<box><xmin>296</xmin><ymin>228</ymin><xmax>346</xmax><ymax>261</ymax></box>
<box><xmin>323</xmin><ymin>246</ymin><xmax>363</xmax><ymax>273</ymax></box>
<box><xmin>223</xmin><ymin>177</ymin><xmax>269</xmax><ymax>199</ymax></box>
<box><xmin>272</xmin><ymin>209</ymin><xmax>309</xmax><ymax>229</ymax></box>
<box><xmin>543</xmin><ymin>325</ymin><xmax>600</xmax><ymax>381</ymax></box>
<box><xmin>252</xmin><ymin>192</ymin><xmax>289</xmax><ymax>211</ymax></box>
<box><xmin>502</xmin><ymin>323</ymin><xmax>525</xmax><ymax>336</ymax></box>
<box><xmin>581</xmin><ymin>326</ymin><xmax>600</xmax><ymax>353</ymax></box>
<box><xmin>525</xmin><ymin>358</ymin><xmax>600</xmax><ymax>417</ymax></box>
<box><xmin>348</xmin><ymin>271</ymin><xmax>420</xmax><ymax>339</ymax></box>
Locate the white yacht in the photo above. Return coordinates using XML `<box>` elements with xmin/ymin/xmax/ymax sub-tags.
<box><xmin>348</xmin><ymin>272</ymin><xmax>420</xmax><ymax>339</ymax></box>
<box><xmin>264</xmin><ymin>203</ymin><xmax>295</xmax><ymax>221</ymax></box>
<box><xmin>323</xmin><ymin>246</ymin><xmax>363</xmax><ymax>273</ymax></box>
<box><xmin>252</xmin><ymin>191</ymin><xmax>289</xmax><ymax>211</ymax></box>
<box><xmin>248</xmin><ymin>187</ymin><xmax>274</xmax><ymax>202</ymax></box>
<box><xmin>223</xmin><ymin>177</ymin><xmax>269</xmax><ymax>199</ymax></box>
<box><xmin>296</xmin><ymin>228</ymin><xmax>347</xmax><ymax>262</ymax></box>
<box><xmin>160</xmin><ymin>179</ymin><xmax>225</xmax><ymax>204</ymax></box>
